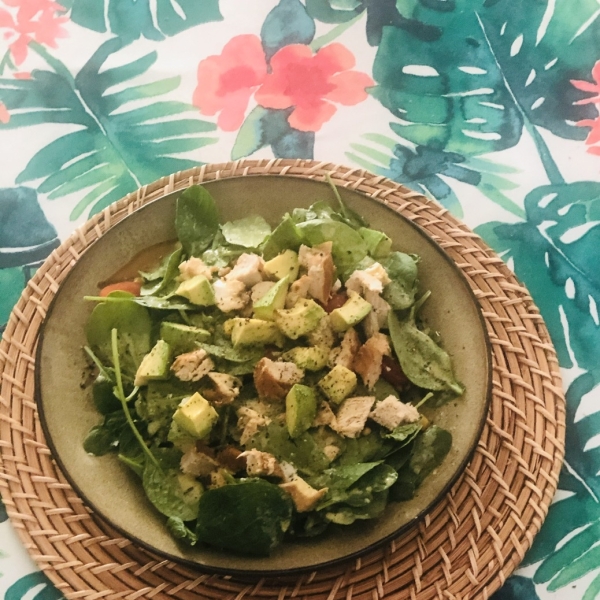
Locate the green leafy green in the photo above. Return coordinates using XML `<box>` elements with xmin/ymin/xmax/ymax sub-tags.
<box><xmin>83</xmin><ymin>411</ymin><xmax>127</xmax><ymax>456</ymax></box>
<box><xmin>384</xmin><ymin>422</ymin><xmax>422</xmax><ymax>446</ymax></box>
<box><xmin>141</xmin><ymin>245</ymin><xmax>182</xmax><ymax>296</ymax></box>
<box><xmin>388</xmin><ymin>310</ymin><xmax>463</xmax><ymax>395</ymax></box>
<box><xmin>324</xmin><ymin>490</ymin><xmax>389</xmax><ymax>525</ymax></box>
<box><xmin>175</xmin><ymin>185</ymin><xmax>220</xmax><ymax>257</ymax></box>
<box><xmin>221</xmin><ymin>215</ymin><xmax>271</xmax><ymax>248</ymax></box>
<box><xmin>334</xmin><ymin>430</ymin><xmax>394</xmax><ymax>466</ymax></box>
<box><xmin>381</xmin><ymin>252</ymin><xmax>419</xmax><ymax>310</ymax></box>
<box><xmin>309</xmin><ymin>462</ymin><xmax>382</xmax><ymax>506</ymax></box>
<box><xmin>261</xmin><ymin>215</ymin><xmax>304</xmax><ymax>260</ymax></box>
<box><xmin>196</xmin><ymin>479</ymin><xmax>293</xmax><ymax>556</ymax></box>
<box><xmin>92</xmin><ymin>374</ymin><xmax>121</xmax><ymax>414</ymax></box>
<box><xmin>197</xmin><ymin>341</ymin><xmax>263</xmax><ymax>363</ymax></box>
<box><xmin>166</xmin><ymin>517</ymin><xmax>198</xmax><ymax>546</ymax></box>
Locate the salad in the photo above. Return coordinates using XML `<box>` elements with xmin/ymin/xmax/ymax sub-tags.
<box><xmin>82</xmin><ymin>183</ymin><xmax>464</xmax><ymax>557</ymax></box>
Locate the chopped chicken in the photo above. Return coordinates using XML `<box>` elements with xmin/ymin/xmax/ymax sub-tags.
<box><xmin>333</xmin><ymin>328</ymin><xmax>361</xmax><ymax>370</ymax></box>
<box><xmin>237</xmin><ymin>406</ymin><xmax>271</xmax><ymax>445</ymax></box>
<box><xmin>279</xmin><ymin>476</ymin><xmax>328</xmax><ymax>512</ymax></box>
<box><xmin>253</xmin><ymin>357</ymin><xmax>304</xmax><ymax>400</ymax></box>
<box><xmin>332</xmin><ymin>396</ymin><xmax>376</xmax><ymax>438</ymax></box>
<box><xmin>251</xmin><ymin>280</ymin><xmax>275</xmax><ymax>302</ymax></box>
<box><xmin>362</xmin><ymin>289</ymin><xmax>391</xmax><ymax>338</ymax></box>
<box><xmin>365</xmin><ymin>263</ymin><xmax>391</xmax><ymax>286</ymax></box>
<box><xmin>353</xmin><ymin>333</ymin><xmax>391</xmax><ymax>389</ymax></box>
<box><xmin>203</xmin><ymin>372</ymin><xmax>242</xmax><ymax>406</ymax></box>
<box><xmin>369</xmin><ymin>395</ymin><xmax>420</xmax><ymax>430</ymax></box>
<box><xmin>180</xmin><ymin>447</ymin><xmax>219</xmax><ymax>477</ymax></box>
<box><xmin>332</xmin><ymin>279</ymin><xmax>342</xmax><ymax>293</ymax></box>
<box><xmin>178</xmin><ymin>257</ymin><xmax>216</xmax><ymax>281</ymax></box>
<box><xmin>285</xmin><ymin>274</ymin><xmax>311</xmax><ymax>308</ymax></box>
<box><xmin>298</xmin><ymin>242</ymin><xmax>335</xmax><ymax>304</ymax></box>
<box><xmin>323</xmin><ymin>445</ymin><xmax>341</xmax><ymax>462</ymax></box>
<box><xmin>171</xmin><ymin>348</ymin><xmax>214</xmax><ymax>382</ymax></box>
<box><xmin>225</xmin><ymin>253</ymin><xmax>264</xmax><ymax>287</ymax></box>
<box><xmin>213</xmin><ymin>278</ymin><xmax>249</xmax><ymax>312</ymax></box>
<box><xmin>307</xmin><ymin>315</ymin><xmax>337</xmax><ymax>348</ymax></box>
<box><xmin>312</xmin><ymin>400</ymin><xmax>337</xmax><ymax>428</ymax></box>
<box><xmin>346</xmin><ymin>262</ymin><xmax>391</xmax><ymax>296</ymax></box>
<box><xmin>240</xmin><ymin>449</ymin><xmax>285</xmax><ymax>478</ymax></box>
<box><xmin>217</xmin><ymin>265</ymin><xmax>232</xmax><ymax>277</ymax></box>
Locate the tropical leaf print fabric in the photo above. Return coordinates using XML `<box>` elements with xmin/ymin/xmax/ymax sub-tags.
<box><xmin>1</xmin><ymin>1</ymin><xmax>600</xmax><ymax>598</ymax></box>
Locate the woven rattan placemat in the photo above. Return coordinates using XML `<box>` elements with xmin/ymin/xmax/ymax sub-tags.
<box><xmin>0</xmin><ymin>160</ymin><xmax>565</xmax><ymax>600</ymax></box>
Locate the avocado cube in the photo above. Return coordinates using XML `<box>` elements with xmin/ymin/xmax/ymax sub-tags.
<box><xmin>160</xmin><ymin>322</ymin><xmax>211</xmax><ymax>353</ymax></box>
<box><xmin>318</xmin><ymin>365</ymin><xmax>357</xmax><ymax>404</ymax></box>
<box><xmin>175</xmin><ymin>275</ymin><xmax>215</xmax><ymax>306</ymax></box>
<box><xmin>286</xmin><ymin>384</ymin><xmax>317</xmax><ymax>438</ymax></box>
<box><xmin>264</xmin><ymin>250</ymin><xmax>300</xmax><ymax>282</ymax></box>
<box><xmin>173</xmin><ymin>392</ymin><xmax>218</xmax><ymax>439</ymax></box>
<box><xmin>359</xmin><ymin>227</ymin><xmax>392</xmax><ymax>258</ymax></box>
<box><xmin>229</xmin><ymin>317</ymin><xmax>285</xmax><ymax>347</ymax></box>
<box><xmin>274</xmin><ymin>298</ymin><xmax>327</xmax><ymax>340</ymax></box>
<box><xmin>282</xmin><ymin>345</ymin><xmax>329</xmax><ymax>371</ymax></box>
<box><xmin>178</xmin><ymin>473</ymin><xmax>203</xmax><ymax>505</ymax></box>
<box><xmin>253</xmin><ymin>276</ymin><xmax>290</xmax><ymax>321</ymax></box>
<box><xmin>134</xmin><ymin>339</ymin><xmax>172</xmax><ymax>386</ymax></box>
<box><xmin>329</xmin><ymin>291</ymin><xmax>372</xmax><ymax>333</ymax></box>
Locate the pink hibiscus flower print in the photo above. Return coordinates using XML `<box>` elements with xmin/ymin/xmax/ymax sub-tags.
<box><xmin>255</xmin><ymin>43</ymin><xmax>374</xmax><ymax>132</ymax></box>
<box><xmin>193</xmin><ymin>34</ymin><xmax>268</xmax><ymax>132</ymax></box>
<box><xmin>0</xmin><ymin>0</ymin><xmax>68</xmax><ymax>66</ymax></box>
<box><xmin>571</xmin><ymin>61</ymin><xmax>600</xmax><ymax>105</ymax></box>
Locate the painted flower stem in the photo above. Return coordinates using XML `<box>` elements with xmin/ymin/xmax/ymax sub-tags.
<box><xmin>310</xmin><ymin>12</ymin><xmax>365</xmax><ymax>52</ymax></box>
<box><xmin>0</xmin><ymin>49</ymin><xmax>15</xmax><ymax>76</ymax></box>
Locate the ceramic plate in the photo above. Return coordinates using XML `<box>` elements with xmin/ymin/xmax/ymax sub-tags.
<box><xmin>36</xmin><ymin>175</ymin><xmax>492</xmax><ymax>575</ymax></box>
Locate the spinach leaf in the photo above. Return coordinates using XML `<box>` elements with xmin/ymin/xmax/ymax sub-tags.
<box><xmin>335</xmin><ymin>431</ymin><xmax>394</xmax><ymax>466</ymax></box>
<box><xmin>388</xmin><ymin>310</ymin><xmax>463</xmax><ymax>394</ymax></box>
<box><xmin>134</xmin><ymin>295</ymin><xmax>193</xmax><ymax>311</ymax></box>
<box><xmin>92</xmin><ymin>374</ymin><xmax>121</xmax><ymax>414</ymax></box>
<box><xmin>384</xmin><ymin>422</ymin><xmax>422</xmax><ymax>446</ymax></box>
<box><xmin>196</xmin><ymin>479</ymin><xmax>293</xmax><ymax>556</ymax></box>
<box><xmin>197</xmin><ymin>341</ymin><xmax>263</xmax><ymax>363</ymax></box>
<box><xmin>390</xmin><ymin>426</ymin><xmax>452</xmax><ymax>501</ymax></box>
<box><xmin>86</xmin><ymin>292</ymin><xmax>152</xmax><ymax>374</ymax></box>
<box><xmin>381</xmin><ymin>252</ymin><xmax>419</xmax><ymax>310</ymax></box>
<box><xmin>296</xmin><ymin>218</ymin><xmax>368</xmax><ymax>270</ymax></box>
<box><xmin>221</xmin><ymin>215</ymin><xmax>271</xmax><ymax>248</ymax></box>
<box><xmin>167</xmin><ymin>517</ymin><xmax>198</xmax><ymax>546</ymax></box>
<box><xmin>325</xmin><ymin>176</ymin><xmax>368</xmax><ymax>230</ymax></box>
<box><xmin>385</xmin><ymin>443</ymin><xmax>413</xmax><ymax>471</ymax></box>
<box><xmin>324</xmin><ymin>490</ymin><xmax>389</xmax><ymax>525</ymax></box>
<box><xmin>142</xmin><ymin>456</ymin><xmax>200</xmax><ymax>521</ymax></box>
<box><xmin>175</xmin><ymin>185</ymin><xmax>219</xmax><ymax>257</ymax></box>
<box><xmin>141</xmin><ymin>245</ymin><xmax>182</xmax><ymax>297</ymax></box>
<box><xmin>262</xmin><ymin>215</ymin><xmax>304</xmax><ymax>260</ymax></box>
<box><xmin>83</xmin><ymin>411</ymin><xmax>127</xmax><ymax>455</ymax></box>
<box><xmin>201</xmin><ymin>230</ymin><xmax>246</xmax><ymax>267</ymax></box>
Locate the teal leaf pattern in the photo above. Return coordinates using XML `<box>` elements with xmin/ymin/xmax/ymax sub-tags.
<box><xmin>64</xmin><ymin>0</ymin><xmax>223</xmax><ymax>42</ymax></box>
<box><xmin>0</xmin><ymin>40</ymin><xmax>218</xmax><ymax>219</ymax></box>
<box><xmin>4</xmin><ymin>572</ymin><xmax>64</xmax><ymax>600</ymax></box>
<box><xmin>0</xmin><ymin>497</ymin><xmax>7</xmax><ymax>523</ymax></box>
<box><xmin>261</xmin><ymin>0</ymin><xmax>316</xmax><ymax>60</ymax></box>
<box><xmin>490</xmin><ymin>575</ymin><xmax>540</xmax><ymax>600</ymax></box>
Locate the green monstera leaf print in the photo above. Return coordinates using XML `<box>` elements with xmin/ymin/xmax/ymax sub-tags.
<box><xmin>58</xmin><ymin>0</ymin><xmax>222</xmax><ymax>42</ymax></box>
<box><xmin>4</xmin><ymin>572</ymin><xmax>64</xmax><ymax>600</ymax></box>
<box><xmin>0</xmin><ymin>39</ymin><xmax>218</xmax><ymax>219</ymax></box>
<box><xmin>370</xmin><ymin>0</ymin><xmax>600</xmax><ymax>162</ymax></box>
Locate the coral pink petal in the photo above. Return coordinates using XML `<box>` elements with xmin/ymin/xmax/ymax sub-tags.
<box><xmin>270</xmin><ymin>44</ymin><xmax>312</xmax><ymax>72</ymax></box>
<box><xmin>315</xmin><ymin>43</ymin><xmax>355</xmax><ymax>74</ymax></box>
<box><xmin>587</xmin><ymin>145</ymin><xmax>600</xmax><ymax>156</ymax></box>
<box><xmin>574</xmin><ymin>97</ymin><xmax>600</xmax><ymax>105</ymax></box>
<box><xmin>571</xmin><ymin>79</ymin><xmax>600</xmax><ymax>93</ymax></box>
<box><xmin>325</xmin><ymin>71</ymin><xmax>374</xmax><ymax>105</ymax></box>
<box><xmin>194</xmin><ymin>57</ymin><xmax>225</xmax><ymax>115</ymax></box>
<box><xmin>255</xmin><ymin>75</ymin><xmax>293</xmax><ymax>110</ymax></box>
<box><xmin>222</xmin><ymin>34</ymin><xmax>267</xmax><ymax>78</ymax></box>
<box><xmin>10</xmin><ymin>36</ymin><xmax>30</xmax><ymax>65</ymax></box>
<box><xmin>288</xmin><ymin>100</ymin><xmax>337</xmax><ymax>132</ymax></box>
<box><xmin>0</xmin><ymin>9</ymin><xmax>15</xmax><ymax>27</ymax></box>
<box><xmin>586</xmin><ymin>126</ymin><xmax>600</xmax><ymax>145</ymax></box>
<box><xmin>0</xmin><ymin>102</ymin><xmax>9</xmax><ymax>124</ymax></box>
<box><xmin>14</xmin><ymin>71</ymin><xmax>31</xmax><ymax>79</ymax></box>
<box><xmin>592</xmin><ymin>60</ymin><xmax>600</xmax><ymax>84</ymax></box>
<box><xmin>217</xmin><ymin>88</ymin><xmax>253</xmax><ymax>131</ymax></box>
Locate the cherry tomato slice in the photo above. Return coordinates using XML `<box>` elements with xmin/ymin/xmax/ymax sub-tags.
<box><xmin>99</xmin><ymin>281</ymin><xmax>142</xmax><ymax>297</ymax></box>
<box><xmin>381</xmin><ymin>355</ymin><xmax>409</xmax><ymax>388</ymax></box>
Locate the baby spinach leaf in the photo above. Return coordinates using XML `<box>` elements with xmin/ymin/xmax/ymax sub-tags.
<box><xmin>384</xmin><ymin>422</ymin><xmax>422</xmax><ymax>446</ymax></box>
<box><xmin>118</xmin><ymin>450</ymin><xmax>145</xmax><ymax>478</ymax></box>
<box><xmin>221</xmin><ymin>215</ymin><xmax>271</xmax><ymax>248</ymax></box>
<box><xmin>86</xmin><ymin>292</ymin><xmax>152</xmax><ymax>374</ymax></box>
<box><xmin>388</xmin><ymin>310</ymin><xmax>463</xmax><ymax>394</ymax></box>
<box><xmin>92</xmin><ymin>374</ymin><xmax>121</xmax><ymax>414</ymax></box>
<box><xmin>324</xmin><ymin>490</ymin><xmax>389</xmax><ymax>525</ymax></box>
<box><xmin>167</xmin><ymin>516</ymin><xmax>198</xmax><ymax>546</ymax></box>
<box><xmin>335</xmin><ymin>430</ymin><xmax>394</xmax><ymax>465</ymax></box>
<box><xmin>197</xmin><ymin>341</ymin><xmax>263</xmax><ymax>363</ymax></box>
<box><xmin>381</xmin><ymin>252</ymin><xmax>419</xmax><ymax>310</ymax></box>
<box><xmin>296</xmin><ymin>218</ymin><xmax>368</xmax><ymax>270</ymax></box>
<box><xmin>385</xmin><ymin>443</ymin><xmax>413</xmax><ymax>471</ymax></box>
<box><xmin>309</xmin><ymin>461</ymin><xmax>381</xmax><ymax>507</ymax></box>
<box><xmin>83</xmin><ymin>411</ymin><xmax>128</xmax><ymax>455</ymax></box>
<box><xmin>262</xmin><ymin>215</ymin><xmax>304</xmax><ymax>260</ymax></box>
<box><xmin>196</xmin><ymin>479</ymin><xmax>293</xmax><ymax>556</ymax></box>
<box><xmin>201</xmin><ymin>230</ymin><xmax>246</xmax><ymax>266</ymax></box>
<box><xmin>143</xmin><ymin>459</ymin><xmax>200</xmax><ymax>521</ymax></box>
<box><xmin>141</xmin><ymin>245</ymin><xmax>182</xmax><ymax>297</ymax></box>
<box><xmin>175</xmin><ymin>185</ymin><xmax>219</xmax><ymax>257</ymax></box>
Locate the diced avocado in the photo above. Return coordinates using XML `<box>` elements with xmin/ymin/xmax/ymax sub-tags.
<box><xmin>134</xmin><ymin>340</ymin><xmax>172</xmax><ymax>386</ymax></box>
<box><xmin>359</xmin><ymin>227</ymin><xmax>392</xmax><ymax>258</ymax></box>
<box><xmin>282</xmin><ymin>346</ymin><xmax>329</xmax><ymax>371</ymax></box>
<box><xmin>229</xmin><ymin>317</ymin><xmax>285</xmax><ymax>347</ymax></box>
<box><xmin>253</xmin><ymin>276</ymin><xmax>290</xmax><ymax>321</ymax></box>
<box><xmin>160</xmin><ymin>321</ymin><xmax>211</xmax><ymax>353</ymax></box>
<box><xmin>167</xmin><ymin>420</ymin><xmax>197</xmax><ymax>452</ymax></box>
<box><xmin>178</xmin><ymin>473</ymin><xmax>203</xmax><ymax>505</ymax></box>
<box><xmin>175</xmin><ymin>275</ymin><xmax>215</xmax><ymax>306</ymax></box>
<box><xmin>329</xmin><ymin>291</ymin><xmax>372</xmax><ymax>333</ymax></box>
<box><xmin>264</xmin><ymin>250</ymin><xmax>299</xmax><ymax>282</ymax></box>
<box><xmin>173</xmin><ymin>392</ymin><xmax>219</xmax><ymax>439</ymax></box>
<box><xmin>318</xmin><ymin>365</ymin><xmax>357</xmax><ymax>404</ymax></box>
<box><xmin>286</xmin><ymin>384</ymin><xmax>317</xmax><ymax>438</ymax></box>
<box><xmin>274</xmin><ymin>298</ymin><xmax>327</xmax><ymax>340</ymax></box>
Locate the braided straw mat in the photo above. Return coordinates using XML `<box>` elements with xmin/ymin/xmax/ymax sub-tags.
<box><xmin>0</xmin><ymin>160</ymin><xmax>565</xmax><ymax>600</ymax></box>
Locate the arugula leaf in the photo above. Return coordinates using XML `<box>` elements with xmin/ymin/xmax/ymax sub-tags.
<box><xmin>175</xmin><ymin>185</ymin><xmax>219</xmax><ymax>257</ymax></box>
<box><xmin>221</xmin><ymin>215</ymin><xmax>271</xmax><ymax>248</ymax></box>
<box><xmin>196</xmin><ymin>479</ymin><xmax>293</xmax><ymax>556</ymax></box>
<box><xmin>388</xmin><ymin>310</ymin><xmax>463</xmax><ymax>394</ymax></box>
<box><xmin>85</xmin><ymin>292</ymin><xmax>152</xmax><ymax>375</ymax></box>
<box><xmin>167</xmin><ymin>517</ymin><xmax>198</xmax><ymax>546</ymax></box>
<box><xmin>262</xmin><ymin>215</ymin><xmax>305</xmax><ymax>260</ymax></box>
<box><xmin>141</xmin><ymin>245</ymin><xmax>182</xmax><ymax>297</ymax></box>
<box><xmin>380</xmin><ymin>252</ymin><xmax>419</xmax><ymax>310</ymax></box>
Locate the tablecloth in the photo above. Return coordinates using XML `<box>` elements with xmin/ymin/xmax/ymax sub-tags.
<box><xmin>0</xmin><ymin>1</ymin><xmax>599</xmax><ymax>599</ymax></box>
